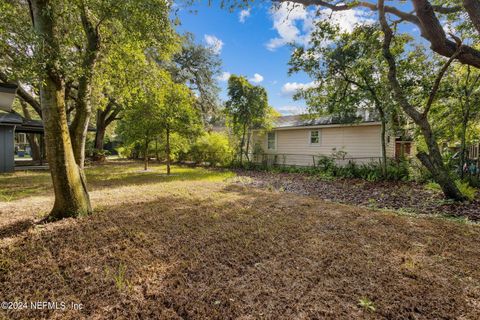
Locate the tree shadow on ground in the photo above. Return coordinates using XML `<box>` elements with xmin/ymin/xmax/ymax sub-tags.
<box><xmin>0</xmin><ymin>219</ymin><xmax>34</xmax><ymax>240</ymax></box>
<box><xmin>1</xmin><ymin>185</ymin><xmax>480</xmax><ymax>320</ymax></box>
<box><xmin>0</xmin><ymin>162</ymin><xmax>233</xmax><ymax>201</ymax></box>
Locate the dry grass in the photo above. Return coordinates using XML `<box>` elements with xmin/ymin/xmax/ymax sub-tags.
<box><xmin>0</xmin><ymin>161</ymin><xmax>479</xmax><ymax>319</ymax></box>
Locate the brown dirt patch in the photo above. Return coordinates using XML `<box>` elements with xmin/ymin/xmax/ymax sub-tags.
<box><xmin>235</xmin><ymin>169</ymin><xmax>480</xmax><ymax>221</ymax></box>
<box><xmin>1</xmin><ymin>163</ymin><xmax>480</xmax><ymax>319</ymax></box>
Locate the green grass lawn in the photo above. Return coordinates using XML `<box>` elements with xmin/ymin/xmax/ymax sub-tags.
<box><xmin>0</xmin><ymin>160</ymin><xmax>235</xmax><ymax>202</ymax></box>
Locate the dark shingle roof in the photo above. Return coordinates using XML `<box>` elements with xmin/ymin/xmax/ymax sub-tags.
<box><xmin>272</xmin><ymin>113</ymin><xmax>378</xmax><ymax>129</ymax></box>
<box><xmin>0</xmin><ymin>111</ymin><xmax>95</xmax><ymax>133</ymax></box>
<box><xmin>0</xmin><ymin>111</ymin><xmax>44</xmax><ymax>132</ymax></box>
<box><xmin>0</xmin><ymin>111</ymin><xmax>23</xmax><ymax>124</ymax></box>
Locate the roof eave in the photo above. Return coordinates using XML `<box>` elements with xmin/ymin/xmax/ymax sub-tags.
<box><xmin>252</xmin><ymin>121</ymin><xmax>382</xmax><ymax>131</ymax></box>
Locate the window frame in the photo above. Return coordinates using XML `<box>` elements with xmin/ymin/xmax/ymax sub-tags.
<box><xmin>267</xmin><ymin>131</ymin><xmax>276</xmax><ymax>150</ymax></box>
<box><xmin>309</xmin><ymin>130</ymin><xmax>320</xmax><ymax>145</ymax></box>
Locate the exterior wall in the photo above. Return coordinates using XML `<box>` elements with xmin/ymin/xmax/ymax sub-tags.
<box><xmin>251</xmin><ymin>124</ymin><xmax>395</xmax><ymax>167</ymax></box>
<box><xmin>386</xmin><ymin>134</ymin><xmax>395</xmax><ymax>158</ymax></box>
<box><xmin>0</xmin><ymin>125</ymin><xmax>15</xmax><ymax>173</ymax></box>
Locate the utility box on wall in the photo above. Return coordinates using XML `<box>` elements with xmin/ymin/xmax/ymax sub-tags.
<box><xmin>0</xmin><ymin>125</ymin><xmax>15</xmax><ymax>173</ymax></box>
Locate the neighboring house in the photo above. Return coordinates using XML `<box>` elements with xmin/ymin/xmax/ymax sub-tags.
<box><xmin>469</xmin><ymin>143</ymin><xmax>480</xmax><ymax>161</ymax></box>
<box><xmin>251</xmin><ymin>114</ymin><xmax>412</xmax><ymax>167</ymax></box>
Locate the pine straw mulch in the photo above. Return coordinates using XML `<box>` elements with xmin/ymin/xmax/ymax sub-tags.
<box><xmin>1</xmin><ymin>177</ymin><xmax>480</xmax><ymax>319</ymax></box>
<box><xmin>234</xmin><ymin>169</ymin><xmax>480</xmax><ymax>221</ymax></box>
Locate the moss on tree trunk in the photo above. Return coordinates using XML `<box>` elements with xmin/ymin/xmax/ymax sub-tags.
<box><xmin>31</xmin><ymin>0</ymin><xmax>92</xmax><ymax>220</ymax></box>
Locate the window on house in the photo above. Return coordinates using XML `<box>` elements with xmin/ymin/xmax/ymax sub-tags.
<box><xmin>16</xmin><ymin>133</ymin><xmax>27</xmax><ymax>144</ymax></box>
<box><xmin>267</xmin><ymin>132</ymin><xmax>276</xmax><ymax>150</ymax></box>
<box><xmin>310</xmin><ymin>130</ymin><xmax>320</xmax><ymax>144</ymax></box>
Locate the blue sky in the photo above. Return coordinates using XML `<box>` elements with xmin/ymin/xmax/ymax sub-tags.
<box><xmin>174</xmin><ymin>1</ymin><xmax>415</xmax><ymax>115</ymax></box>
<box><xmin>175</xmin><ymin>2</ymin><xmax>320</xmax><ymax>115</ymax></box>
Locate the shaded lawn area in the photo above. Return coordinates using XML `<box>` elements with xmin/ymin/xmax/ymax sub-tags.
<box><xmin>1</xmin><ymin>162</ymin><xmax>480</xmax><ymax>319</ymax></box>
<box><xmin>0</xmin><ymin>160</ymin><xmax>234</xmax><ymax>202</ymax></box>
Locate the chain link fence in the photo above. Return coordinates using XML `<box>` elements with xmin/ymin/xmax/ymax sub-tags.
<box><xmin>248</xmin><ymin>152</ymin><xmax>384</xmax><ymax>168</ymax></box>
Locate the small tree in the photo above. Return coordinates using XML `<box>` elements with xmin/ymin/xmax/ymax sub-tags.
<box><xmin>378</xmin><ymin>0</ymin><xmax>466</xmax><ymax>200</ymax></box>
<box><xmin>160</xmin><ymin>83</ymin><xmax>201</xmax><ymax>175</ymax></box>
<box><xmin>289</xmin><ymin>23</ymin><xmax>401</xmax><ymax>176</ymax></box>
<box><xmin>117</xmin><ymin>99</ymin><xmax>163</xmax><ymax>171</ymax></box>
<box><xmin>225</xmin><ymin>75</ymin><xmax>272</xmax><ymax>162</ymax></box>
<box><xmin>432</xmin><ymin>65</ymin><xmax>480</xmax><ymax>177</ymax></box>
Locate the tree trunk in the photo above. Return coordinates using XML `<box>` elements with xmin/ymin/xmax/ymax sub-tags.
<box><xmin>166</xmin><ymin>128</ymin><xmax>171</xmax><ymax>175</ymax></box>
<box><xmin>459</xmin><ymin>110</ymin><xmax>470</xmax><ymax>179</ymax></box>
<box><xmin>378</xmin><ymin>107</ymin><xmax>388</xmax><ymax>177</ymax></box>
<box><xmin>144</xmin><ymin>138</ymin><xmax>149</xmax><ymax>171</ymax></box>
<box><xmin>239</xmin><ymin>123</ymin><xmax>246</xmax><ymax>163</ymax></box>
<box><xmin>245</xmin><ymin>129</ymin><xmax>251</xmax><ymax>162</ymax></box>
<box><xmin>378</xmin><ymin>0</ymin><xmax>465</xmax><ymax>201</ymax></box>
<box><xmin>361</xmin><ymin>77</ymin><xmax>388</xmax><ymax>176</ymax></box>
<box><xmin>415</xmin><ymin>118</ymin><xmax>465</xmax><ymax>200</ymax></box>
<box><xmin>94</xmin><ymin>108</ymin><xmax>107</xmax><ymax>150</ymax></box>
<box><xmin>70</xmin><ymin>3</ymin><xmax>101</xmax><ymax>169</ymax></box>
<box><xmin>20</xmin><ymin>100</ymin><xmax>42</xmax><ymax>162</ymax></box>
<box><xmin>31</xmin><ymin>0</ymin><xmax>92</xmax><ymax>220</ymax></box>
<box><xmin>26</xmin><ymin>134</ymin><xmax>42</xmax><ymax>161</ymax></box>
<box><xmin>94</xmin><ymin>100</ymin><xmax>122</xmax><ymax>151</ymax></box>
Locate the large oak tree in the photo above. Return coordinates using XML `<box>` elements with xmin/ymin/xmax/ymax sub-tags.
<box><xmin>265</xmin><ymin>0</ymin><xmax>478</xmax><ymax>200</ymax></box>
<box><xmin>1</xmin><ymin>0</ymin><xmax>178</xmax><ymax>219</ymax></box>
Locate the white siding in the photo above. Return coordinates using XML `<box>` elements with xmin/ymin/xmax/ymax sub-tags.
<box><xmin>251</xmin><ymin>124</ymin><xmax>395</xmax><ymax>166</ymax></box>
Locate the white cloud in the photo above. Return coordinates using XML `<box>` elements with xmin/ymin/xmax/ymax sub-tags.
<box><xmin>204</xmin><ymin>34</ymin><xmax>224</xmax><ymax>54</ymax></box>
<box><xmin>266</xmin><ymin>2</ymin><xmax>374</xmax><ymax>51</ymax></box>
<box><xmin>216</xmin><ymin>71</ymin><xmax>231</xmax><ymax>82</ymax></box>
<box><xmin>239</xmin><ymin>9</ymin><xmax>251</xmax><ymax>23</ymax></box>
<box><xmin>281</xmin><ymin>80</ymin><xmax>319</xmax><ymax>96</ymax></box>
<box><xmin>249</xmin><ymin>73</ymin><xmax>264</xmax><ymax>83</ymax></box>
<box><xmin>276</xmin><ymin>105</ymin><xmax>306</xmax><ymax>115</ymax></box>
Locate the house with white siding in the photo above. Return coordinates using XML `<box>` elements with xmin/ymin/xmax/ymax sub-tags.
<box><xmin>251</xmin><ymin>114</ymin><xmax>411</xmax><ymax>167</ymax></box>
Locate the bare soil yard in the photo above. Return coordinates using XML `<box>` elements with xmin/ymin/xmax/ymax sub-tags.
<box><xmin>236</xmin><ymin>169</ymin><xmax>480</xmax><ymax>221</ymax></box>
<box><xmin>1</xmin><ymin>161</ymin><xmax>480</xmax><ymax>319</ymax></box>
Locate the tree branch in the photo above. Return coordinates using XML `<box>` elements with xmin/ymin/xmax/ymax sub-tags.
<box><xmin>275</xmin><ymin>0</ymin><xmax>420</xmax><ymax>24</ymax></box>
<box><xmin>278</xmin><ymin>0</ymin><xmax>480</xmax><ymax>68</ymax></box>
<box><xmin>463</xmin><ymin>0</ymin><xmax>480</xmax><ymax>34</ymax></box>
<box><xmin>411</xmin><ymin>0</ymin><xmax>480</xmax><ymax>68</ymax></box>
<box><xmin>0</xmin><ymin>71</ymin><xmax>42</xmax><ymax>117</ymax></box>
<box><xmin>423</xmin><ymin>42</ymin><xmax>463</xmax><ymax>116</ymax></box>
<box><xmin>378</xmin><ymin>0</ymin><xmax>423</xmax><ymax>123</ymax></box>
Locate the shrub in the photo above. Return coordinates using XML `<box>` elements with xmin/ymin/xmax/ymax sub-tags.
<box><xmin>426</xmin><ymin>180</ymin><xmax>477</xmax><ymax>201</ymax></box>
<box><xmin>409</xmin><ymin>158</ymin><xmax>433</xmax><ymax>183</ymax></box>
<box><xmin>116</xmin><ymin>145</ymin><xmax>135</xmax><ymax>159</ymax></box>
<box><xmin>91</xmin><ymin>148</ymin><xmax>110</xmax><ymax>162</ymax></box>
<box><xmin>315</xmin><ymin>156</ymin><xmax>410</xmax><ymax>182</ymax></box>
<box><xmin>456</xmin><ymin>180</ymin><xmax>477</xmax><ymax>201</ymax></box>
<box><xmin>252</xmin><ymin>143</ymin><xmax>264</xmax><ymax>161</ymax></box>
<box><xmin>385</xmin><ymin>159</ymin><xmax>410</xmax><ymax>181</ymax></box>
<box><xmin>189</xmin><ymin>132</ymin><xmax>234</xmax><ymax>166</ymax></box>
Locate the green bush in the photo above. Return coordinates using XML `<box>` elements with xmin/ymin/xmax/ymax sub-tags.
<box><xmin>116</xmin><ymin>145</ymin><xmax>135</xmax><ymax>159</ymax></box>
<box><xmin>426</xmin><ymin>180</ymin><xmax>477</xmax><ymax>201</ymax></box>
<box><xmin>317</xmin><ymin>155</ymin><xmax>336</xmax><ymax>175</ymax></box>
<box><xmin>457</xmin><ymin>180</ymin><xmax>478</xmax><ymax>201</ymax></box>
<box><xmin>235</xmin><ymin>156</ymin><xmax>410</xmax><ymax>182</ymax></box>
<box><xmin>91</xmin><ymin>148</ymin><xmax>110</xmax><ymax>161</ymax></box>
<box><xmin>189</xmin><ymin>132</ymin><xmax>234</xmax><ymax>166</ymax></box>
<box><xmin>315</xmin><ymin>157</ymin><xmax>409</xmax><ymax>182</ymax></box>
<box><xmin>409</xmin><ymin>158</ymin><xmax>433</xmax><ymax>183</ymax></box>
<box><xmin>158</xmin><ymin>133</ymin><xmax>191</xmax><ymax>162</ymax></box>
